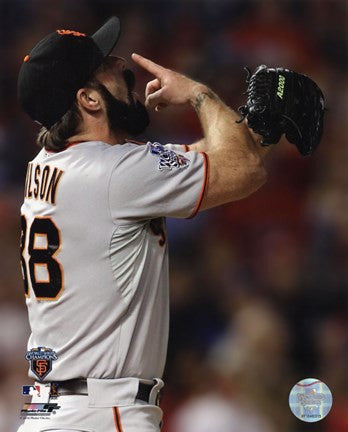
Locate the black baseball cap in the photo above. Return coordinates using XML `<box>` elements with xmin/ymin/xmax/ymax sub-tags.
<box><xmin>18</xmin><ymin>16</ymin><xmax>121</xmax><ymax>129</ymax></box>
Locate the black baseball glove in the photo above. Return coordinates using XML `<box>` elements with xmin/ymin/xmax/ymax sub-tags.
<box><xmin>238</xmin><ymin>65</ymin><xmax>325</xmax><ymax>156</ymax></box>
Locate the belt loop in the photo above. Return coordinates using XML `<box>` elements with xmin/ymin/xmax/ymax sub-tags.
<box><xmin>149</xmin><ymin>378</ymin><xmax>164</xmax><ymax>406</ymax></box>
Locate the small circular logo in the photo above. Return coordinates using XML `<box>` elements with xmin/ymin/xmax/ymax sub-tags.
<box><xmin>289</xmin><ymin>378</ymin><xmax>333</xmax><ymax>422</ymax></box>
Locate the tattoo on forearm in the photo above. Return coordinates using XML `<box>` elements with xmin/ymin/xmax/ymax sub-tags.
<box><xmin>192</xmin><ymin>90</ymin><xmax>218</xmax><ymax>112</ymax></box>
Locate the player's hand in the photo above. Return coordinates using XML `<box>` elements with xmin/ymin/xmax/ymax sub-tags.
<box><xmin>131</xmin><ymin>53</ymin><xmax>207</xmax><ymax>111</ymax></box>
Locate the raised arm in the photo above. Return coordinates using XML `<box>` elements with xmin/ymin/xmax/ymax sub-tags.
<box><xmin>132</xmin><ymin>53</ymin><xmax>267</xmax><ymax>210</ymax></box>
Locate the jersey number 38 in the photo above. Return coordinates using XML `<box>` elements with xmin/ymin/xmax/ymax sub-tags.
<box><xmin>20</xmin><ymin>216</ymin><xmax>63</xmax><ymax>301</ymax></box>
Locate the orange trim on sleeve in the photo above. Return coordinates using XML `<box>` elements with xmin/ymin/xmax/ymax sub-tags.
<box><xmin>182</xmin><ymin>144</ymin><xmax>190</xmax><ymax>153</ymax></box>
<box><xmin>187</xmin><ymin>151</ymin><xmax>209</xmax><ymax>218</ymax></box>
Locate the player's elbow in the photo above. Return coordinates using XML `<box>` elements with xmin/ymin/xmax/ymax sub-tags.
<box><xmin>200</xmin><ymin>158</ymin><xmax>267</xmax><ymax>211</ymax></box>
<box><xmin>234</xmin><ymin>161</ymin><xmax>267</xmax><ymax>200</ymax></box>
<box><xmin>247</xmin><ymin>162</ymin><xmax>267</xmax><ymax>194</ymax></box>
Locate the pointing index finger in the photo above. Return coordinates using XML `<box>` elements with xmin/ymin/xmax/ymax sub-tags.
<box><xmin>131</xmin><ymin>53</ymin><xmax>165</xmax><ymax>77</ymax></box>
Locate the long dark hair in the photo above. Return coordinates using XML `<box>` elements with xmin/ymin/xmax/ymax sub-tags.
<box><xmin>36</xmin><ymin>101</ymin><xmax>82</xmax><ymax>151</ymax></box>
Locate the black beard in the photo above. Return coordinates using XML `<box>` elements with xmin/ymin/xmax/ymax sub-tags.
<box><xmin>96</xmin><ymin>75</ymin><xmax>149</xmax><ymax>137</ymax></box>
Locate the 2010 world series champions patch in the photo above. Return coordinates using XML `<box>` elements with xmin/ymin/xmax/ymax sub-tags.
<box><xmin>26</xmin><ymin>347</ymin><xmax>57</xmax><ymax>381</ymax></box>
<box><xmin>149</xmin><ymin>142</ymin><xmax>190</xmax><ymax>171</ymax></box>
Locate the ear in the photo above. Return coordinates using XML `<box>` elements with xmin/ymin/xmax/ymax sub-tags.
<box><xmin>76</xmin><ymin>88</ymin><xmax>103</xmax><ymax>113</ymax></box>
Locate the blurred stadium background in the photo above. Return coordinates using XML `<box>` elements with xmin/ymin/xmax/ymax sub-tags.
<box><xmin>0</xmin><ymin>0</ymin><xmax>347</xmax><ymax>431</ymax></box>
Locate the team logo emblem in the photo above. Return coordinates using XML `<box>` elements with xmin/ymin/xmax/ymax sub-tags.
<box><xmin>56</xmin><ymin>29</ymin><xmax>86</xmax><ymax>37</ymax></box>
<box><xmin>25</xmin><ymin>347</ymin><xmax>57</xmax><ymax>381</ymax></box>
<box><xmin>149</xmin><ymin>142</ymin><xmax>190</xmax><ymax>171</ymax></box>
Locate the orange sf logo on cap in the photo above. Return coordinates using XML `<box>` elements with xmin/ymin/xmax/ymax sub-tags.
<box><xmin>56</xmin><ymin>29</ymin><xmax>86</xmax><ymax>37</ymax></box>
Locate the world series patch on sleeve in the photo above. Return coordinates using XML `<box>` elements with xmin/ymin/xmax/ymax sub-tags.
<box><xmin>149</xmin><ymin>142</ymin><xmax>190</xmax><ymax>170</ymax></box>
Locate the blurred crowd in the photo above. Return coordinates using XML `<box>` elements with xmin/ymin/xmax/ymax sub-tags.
<box><xmin>0</xmin><ymin>1</ymin><xmax>347</xmax><ymax>431</ymax></box>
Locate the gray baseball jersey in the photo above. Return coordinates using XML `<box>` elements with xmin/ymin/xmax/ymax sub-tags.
<box><xmin>20</xmin><ymin>140</ymin><xmax>208</xmax><ymax>382</ymax></box>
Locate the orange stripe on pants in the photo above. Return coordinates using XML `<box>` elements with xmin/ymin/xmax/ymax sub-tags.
<box><xmin>113</xmin><ymin>407</ymin><xmax>124</xmax><ymax>432</ymax></box>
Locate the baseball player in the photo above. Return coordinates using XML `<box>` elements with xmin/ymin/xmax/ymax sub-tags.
<box><xmin>17</xmin><ymin>15</ymin><xmax>324</xmax><ymax>432</ymax></box>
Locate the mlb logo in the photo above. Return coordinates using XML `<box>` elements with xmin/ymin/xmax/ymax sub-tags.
<box><xmin>22</xmin><ymin>385</ymin><xmax>41</xmax><ymax>397</ymax></box>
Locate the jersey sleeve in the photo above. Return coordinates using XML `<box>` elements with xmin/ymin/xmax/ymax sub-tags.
<box><xmin>164</xmin><ymin>143</ymin><xmax>190</xmax><ymax>153</ymax></box>
<box><xmin>109</xmin><ymin>142</ymin><xmax>208</xmax><ymax>222</ymax></box>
